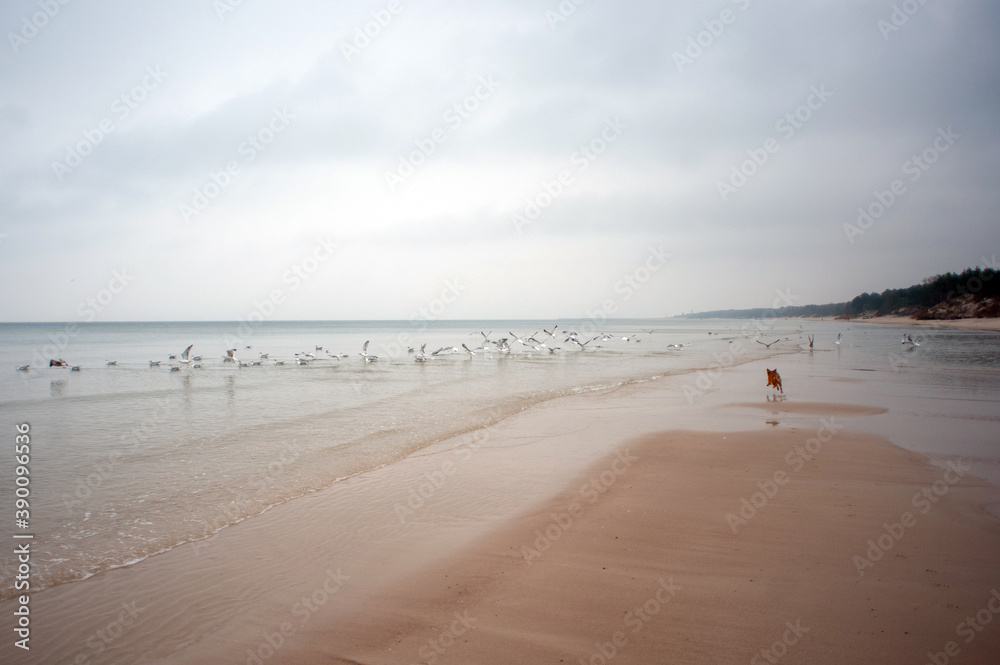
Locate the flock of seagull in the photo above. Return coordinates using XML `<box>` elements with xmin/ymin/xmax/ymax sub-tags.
<box><xmin>14</xmin><ymin>326</ymin><xmax>669</xmax><ymax>373</ymax></box>
<box><xmin>13</xmin><ymin>327</ymin><xmax>923</xmax><ymax>373</ymax></box>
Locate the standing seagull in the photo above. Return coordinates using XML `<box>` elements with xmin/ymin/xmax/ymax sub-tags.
<box><xmin>835</xmin><ymin>333</ymin><xmax>843</xmax><ymax>347</ymax></box>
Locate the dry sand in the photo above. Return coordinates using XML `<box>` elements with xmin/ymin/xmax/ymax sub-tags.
<box><xmin>854</xmin><ymin>316</ymin><xmax>1000</xmax><ymax>332</ymax></box>
<box><xmin>777</xmin><ymin>315</ymin><xmax>1000</xmax><ymax>332</ymax></box>
<box><xmin>5</xmin><ymin>359</ymin><xmax>1000</xmax><ymax>664</ymax></box>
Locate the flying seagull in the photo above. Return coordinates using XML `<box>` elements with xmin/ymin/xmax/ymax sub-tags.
<box><xmin>510</xmin><ymin>331</ymin><xmax>537</xmax><ymax>347</ymax></box>
<box><xmin>360</xmin><ymin>341</ymin><xmax>378</xmax><ymax>363</ymax></box>
<box><xmin>570</xmin><ymin>336</ymin><xmax>598</xmax><ymax>350</ymax></box>
<box><xmin>415</xmin><ymin>343</ymin><xmax>428</xmax><ymax>363</ymax></box>
<box><xmin>756</xmin><ymin>339</ymin><xmax>780</xmax><ymax>349</ymax></box>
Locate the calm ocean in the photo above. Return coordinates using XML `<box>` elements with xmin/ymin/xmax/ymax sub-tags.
<box><xmin>1</xmin><ymin>319</ymin><xmax>998</xmax><ymax>600</ymax></box>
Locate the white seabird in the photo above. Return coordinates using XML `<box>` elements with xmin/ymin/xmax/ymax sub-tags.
<box><xmin>360</xmin><ymin>341</ymin><xmax>378</xmax><ymax>363</ymax></box>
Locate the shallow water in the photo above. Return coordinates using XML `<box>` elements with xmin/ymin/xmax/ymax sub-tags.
<box><xmin>1</xmin><ymin>318</ymin><xmax>997</xmax><ymax>599</ymax></box>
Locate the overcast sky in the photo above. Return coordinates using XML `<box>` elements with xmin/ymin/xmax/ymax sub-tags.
<box><xmin>1</xmin><ymin>0</ymin><xmax>998</xmax><ymax>322</ymax></box>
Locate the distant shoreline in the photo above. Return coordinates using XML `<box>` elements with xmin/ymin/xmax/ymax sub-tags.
<box><xmin>777</xmin><ymin>315</ymin><xmax>1000</xmax><ymax>332</ymax></box>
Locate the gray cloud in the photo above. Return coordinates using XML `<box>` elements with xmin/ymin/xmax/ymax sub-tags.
<box><xmin>1</xmin><ymin>0</ymin><xmax>998</xmax><ymax>320</ymax></box>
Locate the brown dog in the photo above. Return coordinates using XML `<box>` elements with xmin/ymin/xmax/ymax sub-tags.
<box><xmin>766</xmin><ymin>368</ymin><xmax>783</xmax><ymax>393</ymax></box>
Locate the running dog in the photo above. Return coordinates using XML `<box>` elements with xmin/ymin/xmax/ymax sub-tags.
<box><xmin>765</xmin><ymin>368</ymin><xmax>783</xmax><ymax>394</ymax></box>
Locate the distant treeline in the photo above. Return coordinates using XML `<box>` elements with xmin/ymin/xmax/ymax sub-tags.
<box><xmin>845</xmin><ymin>267</ymin><xmax>998</xmax><ymax>316</ymax></box>
<box><xmin>681</xmin><ymin>266</ymin><xmax>998</xmax><ymax>320</ymax></box>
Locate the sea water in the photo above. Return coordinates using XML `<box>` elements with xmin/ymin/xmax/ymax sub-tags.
<box><xmin>0</xmin><ymin>318</ymin><xmax>997</xmax><ymax>600</ymax></box>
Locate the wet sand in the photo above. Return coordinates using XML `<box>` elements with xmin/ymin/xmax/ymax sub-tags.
<box><xmin>4</xmin><ymin>354</ymin><xmax>1000</xmax><ymax>664</ymax></box>
<box><xmin>291</xmin><ymin>429</ymin><xmax>1000</xmax><ymax>665</ymax></box>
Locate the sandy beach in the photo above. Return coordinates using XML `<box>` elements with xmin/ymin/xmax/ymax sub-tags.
<box><xmin>778</xmin><ymin>315</ymin><xmax>1000</xmax><ymax>333</ymax></box>
<box><xmin>861</xmin><ymin>316</ymin><xmax>1000</xmax><ymax>333</ymax></box>
<box><xmin>307</xmin><ymin>429</ymin><xmax>1000</xmax><ymax>665</ymax></box>
<box><xmin>7</xmin><ymin>1</ymin><xmax>1000</xmax><ymax>663</ymax></box>
<box><xmin>5</xmin><ymin>349</ymin><xmax>1000</xmax><ymax>664</ymax></box>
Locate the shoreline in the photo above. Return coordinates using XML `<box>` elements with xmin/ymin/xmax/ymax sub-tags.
<box><xmin>774</xmin><ymin>315</ymin><xmax>1000</xmax><ymax>332</ymax></box>
<box><xmin>4</xmin><ymin>350</ymin><xmax>1000</xmax><ymax>663</ymax></box>
<box><xmin>857</xmin><ymin>315</ymin><xmax>1000</xmax><ymax>332</ymax></box>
